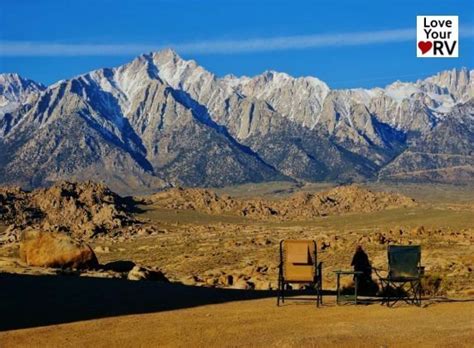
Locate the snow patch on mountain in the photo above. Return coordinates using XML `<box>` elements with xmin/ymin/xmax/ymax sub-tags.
<box><xmin>0</xmin><ymin>73</ymin><xmax>45</xmax><ymax>115</ymax></box>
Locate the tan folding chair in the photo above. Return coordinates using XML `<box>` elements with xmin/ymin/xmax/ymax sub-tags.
<box><xmin>277</xmin><ymin>240</ymin><xmax>323</xmax><ymax>306</ymax></box>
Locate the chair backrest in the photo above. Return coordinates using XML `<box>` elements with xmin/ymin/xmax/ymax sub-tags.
<box><xmin>281</xmin><ymin>240</ymin><xmax>317</xmax><ymax>282</ymax></box>
<box><xmin>388</xmin><ymin>245</ymin><xmax>421</xmax><ymax>278</ymax></box>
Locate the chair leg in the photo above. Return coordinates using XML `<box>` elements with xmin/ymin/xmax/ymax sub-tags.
<box><xmin>386</xmin><ymin>281</ymin><xmax>391</xmax><ymax>307</ymax></box>
<box><xmin>411</xmin><ymin>281</ymin><xmax>417</xmax><ymax>306</ymax></box>
<box><xmin>319</xmin><ymin>272</ymin><xmax>323</xmax><ymax>305</ymax></box>
<box><xmin>385</xmin><ymin>281</ymin><xmax>400</xmax><ymax>307</ymax></box>
<box><xmin>413</xmin><ymin>280</ymin><xmax>422</xmax><ymax>307</ymax></box>
<box><xmin>403</xmin><ymin>280</ymin><xmax>421</xmax><ymax>306</ymax></box>
<box><xmin>393</xmin><ymin>282</ymin><xmax>408</xmax><ymax>307</ymax></box>
<box><xmin>380</xmin><ymin>280</ymin><xmax>386</xmax><ymax>306</ymax></box>
<box><xmin>277</xmin><ymin>277</ymin><xmax>283</xmax><ymax>306</ymax></box>
<box><xmin>381</xmin><ymin>279</ymin><xmax>424</xmax><ymax>308</ymax></box>
<box><xmin>315</xmin><ymin>283</ymin><xmax>320</xmax><ymax>307</ymax></box>
<box><xmin>409</xmin><ymin>281</ymin><xmax>415</xmax><ymax>305</ymax></box>
<box><xmin>418</xmin><ymin>280</ymin><xmax>422</xmax><ymax>307</ymax></box>
<box><xmin>281</xmin><ymin>282</ymin><xmax>285</xmax><ymax>304</ymax></box>
<box><xmin>319</xmin><ymin>282</ymin><xmax>323</xmax><ymax>306</ymax></box>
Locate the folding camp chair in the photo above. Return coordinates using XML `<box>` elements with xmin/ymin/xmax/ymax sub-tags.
<box><xmin>277</xmin><ymin>240</ymin><xmax>323</xmax><ymax>306</ymax></box>
<box><xmin>376</xmin><ymin>245</ymin><xmax>423</xmax><ymax>307</ymax></box>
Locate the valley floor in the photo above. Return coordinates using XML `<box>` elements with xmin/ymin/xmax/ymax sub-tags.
<box><xmin>0</xmin><ymin>182</ymin><xmax>472</xmax><ymax>347</ymax></box>
<box><xmin>1</xmin><ymin>296</ymin><xmax>472</xmax><ymax>347</ymax></box>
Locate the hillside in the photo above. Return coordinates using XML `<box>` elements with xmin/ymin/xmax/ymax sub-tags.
<box><xmin>0</xmin><ymin>50</ymin><xmax>472</xmax><ymax>192</ymax></box>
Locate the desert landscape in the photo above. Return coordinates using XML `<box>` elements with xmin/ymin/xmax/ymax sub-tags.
<box><xmin>0</xmin><ymin>181</ymin><xmax>473</xmax><ymax>346</ymax></box>
<box><xmin>1</xmin><ymin>1</ymin><xmax>473</xmax><ymax>345</ymax></box>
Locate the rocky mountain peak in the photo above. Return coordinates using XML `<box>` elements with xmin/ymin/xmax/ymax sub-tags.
<box><xmin>148</xmin><ymin>49</ymin><xmax>212</xmax><ymax>89</ymax></box>
<box><xmin>0</xmin><ymin>52</ymin><xmax>472</xmax><ymax>190</ymax></box>
<box><xmin>0</xmin><ymin>73</ymin><xmax>45</xmax><ymax>113</ymax></box>
<box><xmin>420</xmin><ymin>67</ymin><xmax>473</xmax><ymax>102</ymax></box>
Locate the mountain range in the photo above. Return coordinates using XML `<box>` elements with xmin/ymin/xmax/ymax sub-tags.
<box><xmin>0</xmin><ymin>49</ymin><xmax>473</xmax><ymax>194</ymax></box>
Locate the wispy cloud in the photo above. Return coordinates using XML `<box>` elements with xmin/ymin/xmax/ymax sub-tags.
<box><xmin>1</xmin><ymin>27</ymin><xmax>473</xmax><ymax>56</ymax></box>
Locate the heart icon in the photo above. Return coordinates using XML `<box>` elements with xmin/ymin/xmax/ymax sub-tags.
<box><xmin>418</xmin><ymin>41</ymin><xmax>432</xmax><ymax>54</ymax></box>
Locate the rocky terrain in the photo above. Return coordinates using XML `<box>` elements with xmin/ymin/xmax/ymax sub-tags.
<box><xmin>1</xmin><ymin>181</ymin><xmax>472</xmax><ymax>347</ymax></box>
<box><xmin>145</xmin><ymin>185</ymin><xmax>416</xmax><ymax>220</ymax></box>
<box><xmin>0</xmin><ymin>181</ymin><xmax>139</xmax><ymax>244</ymax></box>
<box><xmin>380</xmin><ymin>100</ymin><xmax>474</xmax><ymax>183</ymax></box>
<box><xmin>0</xmin><ymin>181</ymin><xmax>472</xmax><ymax>297</ymax></box>
<box><xmin>0</xmin><ymin>51</ymin><xmax>472</xmax><ymax>193</ymax></box>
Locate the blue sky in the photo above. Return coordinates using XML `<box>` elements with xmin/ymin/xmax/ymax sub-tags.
<box><xmin>0</xmin><ymin>0</ymin><xmax>473</xmax><ymax>88</ymax></box>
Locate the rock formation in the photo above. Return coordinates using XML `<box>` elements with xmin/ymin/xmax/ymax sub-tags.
<box><xmin>19</xmin><ymin>230</ymin><xmax>98</xmax><ymax>269</ymax></box>
<box><xmin>146</xmin><ymin>185</ymin><xmax>416</xmax><ymax>220</ymax></box>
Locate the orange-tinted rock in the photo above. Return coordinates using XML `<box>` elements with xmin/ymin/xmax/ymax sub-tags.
<box><xmin>19</xmin><ymin>230</ymin><xmax>98</xmax><ymax>269</ymax></box>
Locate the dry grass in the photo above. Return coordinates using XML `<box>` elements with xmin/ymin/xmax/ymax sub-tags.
<box><xmin>0</xmin><ymin>183</ymin><xmax>473</xmax><ymax>346</ymax></box>
<box><xmin>89</xmin><ymin>199</ymin><xmax>473</xmax><ymax>293</ymax></box>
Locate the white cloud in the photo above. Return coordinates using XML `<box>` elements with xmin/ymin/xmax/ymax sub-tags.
<box><xmin>1</xmin><ymin>27</ymin><xmax>473</xmax><ymax>56</ymax></box>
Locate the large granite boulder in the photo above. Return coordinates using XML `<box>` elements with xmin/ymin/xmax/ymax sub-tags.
<box><xmin>19</xmin><ymin>230</ymin><xmax>98</xmax><ymax>269</ymax></box>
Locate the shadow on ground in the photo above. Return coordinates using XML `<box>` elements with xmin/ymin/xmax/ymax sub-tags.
<box><xmin>3</xmin><ymin>273</ymin><xmax>469</xmax><ymax>332</ymax></box>
<box><xmin>0</xmin><ymin>273</ymin><xmax>281</xmax><ymax>331</ymax></box>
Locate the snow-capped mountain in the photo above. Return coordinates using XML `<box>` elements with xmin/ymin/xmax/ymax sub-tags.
<box><xmin>0</xmin><ymin>50</ymin><xmax>472</xmax><ymax>192</ymax></box>
<box><xmin>0</xmin><ymin>73</ymin><xmax>45</xmax><ymax>115</ymax></box>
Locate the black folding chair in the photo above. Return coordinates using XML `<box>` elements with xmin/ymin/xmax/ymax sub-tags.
<box><xmin>277</xmin><ymin>240</ymin><xmax>323</xmax><ymax>307</ymax></box>
<box><xmin>376</xmin><ymin>245</ymin><xmax>423</xmax><ymax>307</ymax></box>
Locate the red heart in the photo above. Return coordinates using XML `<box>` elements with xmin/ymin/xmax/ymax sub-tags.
<box><xmin>418</xmin><ymin>41</ymin><xmax>432</xmax><ymax>54</ymax></box>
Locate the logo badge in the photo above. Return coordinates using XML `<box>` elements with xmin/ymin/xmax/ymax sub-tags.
<box><xmin>417</xmin><ymin>16</ymin><xmax>458</xmax><ymax>58</ymax></box>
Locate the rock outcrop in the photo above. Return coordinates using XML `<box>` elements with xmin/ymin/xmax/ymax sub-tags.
<box><xmin>127</xmin><ymin>265</ymin><xmax>169</xmax><ymax>281</ymax></box>
<box><xmin>0</xmin><ymin>181</ymin><xmax>139</xmax><ymax>243</ymax></box>
<box><xmin>30</xmin><ymin>181</ymin><xmax>136</xmax><ymax>238</ymax></box>
<box><xmin>146</xmin><ymin>185</ymin><xmax>416</xmax><ymax>220</ymax></box>
<box><xmin>0</xmin><ymin>186</ymin><xmax>43</xmax><ymax>225</ymax></box>
<box><xmin>19</xmin><ymin>230</ymin><xmax>98</xmax><ymax>269</ymax></box>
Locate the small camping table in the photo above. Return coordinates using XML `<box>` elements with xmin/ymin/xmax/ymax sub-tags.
<box><xmin>333</xmin><ymin>270</ymin><xmax>363</xmax><ymax>305</ymax></box>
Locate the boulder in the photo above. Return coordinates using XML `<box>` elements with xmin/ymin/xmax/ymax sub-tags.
<box><xmin>180</xmin><ymin>276</ymin><xmax>196</xmax><ymax>286</ymax></box>
<box><xmin>205</xmin><ymin>277</ymin><xmax>218</xmax><ymax>286</ymax></box>
<box><xmin>19</xmin><ymin>230</ymin><xmax>98</xmax><ymax>269</ymax></box>
<box><xmin>127</xmin><ymin>265</ymin><xmax>168</xmax><ymax>281</ymax></box>
<box><xmin>412</xmin><ymin>226</ymin><xmax>426</xmax><ymax>236</ymax></box>
<box><xmin>231</xmin><ymin>278</ymin><xmax>255</xmax><ymax>290</ymax></box>
<box><xmin>254</xmin><ymin>280</ymin><xmax>273</xmax><ymax>290</ymax></box>
<box><xmin>219</xmin><ymin>274</ymin><xmax>234</xmax><ymax>286</ymax></box>
<box><xmin>180</xmin><ymin>275</ymin><xmax>202</xmax><ymax>286</ymax></box>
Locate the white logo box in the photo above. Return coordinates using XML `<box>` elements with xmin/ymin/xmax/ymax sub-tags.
<box><xmin>417</xmin><ymin>15</ymin><xmax>458</xmax><ymax>58</ymax></box>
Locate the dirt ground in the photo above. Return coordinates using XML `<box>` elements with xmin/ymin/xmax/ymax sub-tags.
<box><xmin>1</xmin><ymin>297</ymin><xmax>472</xmax><ymax>347</ymax></box>
<box><xmin>0</xmin><ymin>183</ymin><xmax>473</xmax><ymax>346</ymax></box>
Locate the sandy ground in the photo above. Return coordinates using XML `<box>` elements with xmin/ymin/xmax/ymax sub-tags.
<box><xmin>1</xmin><ymin>183</ymin><xmax>472</xmax><ymax>347</ymax></box>
<box><xmin>1</xmin><ymin>295</ymin><xmax>473</xmax><ymax>347</ymax></box>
